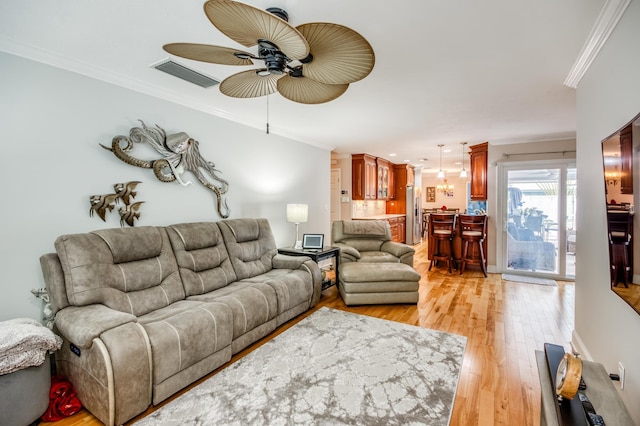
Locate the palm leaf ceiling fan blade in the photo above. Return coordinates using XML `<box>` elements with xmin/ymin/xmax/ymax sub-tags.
<box><xmin>219</xmin><ymin>69</ymin><xmax>282</xmax><ymax>98</ymax></box>
<box><xmin>163</xmin><ymin>43</ymin><xmax>254</xmax><ymax>66</ymax></box>
<box><xmin>297</xmin><ymin>23</ymin><xmax>375</xmax><ymax>85</ymax></box>
<box><xmin>277</xmin><ymin>75</ymin><xmax>348</xmax><ymax>104</ymax></box>
<box><xmin>204</xmin><ymin>0</ymin><xmax>309</xmax><ymax>60</ymax></box>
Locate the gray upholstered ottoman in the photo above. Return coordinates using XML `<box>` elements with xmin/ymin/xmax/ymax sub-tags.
<box><xmin>339</xmin><ymin>262</ymin><xmax>420</xmax><ymax>305</ymax></box>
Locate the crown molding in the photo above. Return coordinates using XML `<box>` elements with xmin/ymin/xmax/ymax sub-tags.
<box><xmin>564</xmin><ymin>0</ymin><xmax>632</xmax><ymax>88</ymax></box>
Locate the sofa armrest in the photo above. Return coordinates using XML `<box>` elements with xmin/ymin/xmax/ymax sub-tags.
<box><xmin>272</xmin><ymin>253</ymin><xmax>311</xmax><ymax>269</ymax></box>
<box><xmin>55</xmin><ymin>305</ymin><xmax>137</xmax><ymax>349</ymax></box>
<box><xmin>333</xmin><ymin>243</ymin><xmax>360</xmax><ymax>262</ymax></box>
<box><xmin>381</xmin><ymin>241</ymin><xmax>415</xmax><ymax>258</ymax></box>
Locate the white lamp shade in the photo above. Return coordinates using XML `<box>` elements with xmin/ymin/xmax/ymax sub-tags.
<box><xmin>287</xmin><ymin>204</ymin><xmax>309</xmax><ymax>223</ymax></box>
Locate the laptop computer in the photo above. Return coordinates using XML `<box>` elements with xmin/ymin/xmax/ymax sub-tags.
<box><xmin>302</xmin><ymin>234</ymin><xmax>324</xmax><ymax>251</ymax></box>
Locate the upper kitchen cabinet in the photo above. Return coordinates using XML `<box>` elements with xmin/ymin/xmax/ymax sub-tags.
<box><xmin>387</xmin><ymin>164</ymin><xmax>415</xmax><ymax>214</ymax></box>
<box><xmin>377</xmin><ymin>158</ymin><xmax>391</xmax><ymax>200</ymax></box>
<box><xmin>352</xmin><ymin>154</ymin><xmax>377</xmax><ymax>200</ymax></box>
<box><xmin>620</xmin><ymin>123</ymin><xmax>633</xmax><ymax>194</ymax></box>
<box><xmin>469</xmin><ymin>142</ymin><xmax>488</xmax><ymax>200</ymax></box>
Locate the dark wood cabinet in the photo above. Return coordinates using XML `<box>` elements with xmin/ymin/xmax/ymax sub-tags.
<box><xmin>388</xmin><ymin>165</ymin><xmax>396</xmax><ymax>199</ymax></box>
<box><xmin>352</xmin><ymin>154</ymin><xmax>377</xmax><ymax>200</ymax></box>
<box><xmin>469</xmin><ymin>142</ymin><xmax>488</xmax><ymax>200</ymax></box>
<box><xmin>620</xmin><ymin>123</ymin><xmax>633</xmax><ymax>194</ymax></box>
<box><xmin>376</xmin><ymin>158</ymin><xmax>391</xmax><ymax>200</ymax></box>
<box><xmin>387</xmin><ymin>216</ymin><xmax>406</xmax><ymax>243</ymax></box>
<box><xmin>387</xmin><ymin>164</ymin><xmax>415</xmax><ymax>214</ymax></box>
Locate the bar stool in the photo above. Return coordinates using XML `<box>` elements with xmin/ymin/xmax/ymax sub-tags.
<box><xmin>459</xmin><ymin>214</ymin><xmax>488</xmax><ymax>277</ymax></box>
<box><xmin>428</xmin><ymin>213</ymin><xmax>457</xmax><ymax>273</ymax></box>
<box><xmin>607</xmin><ymin>211</ymin><xmax>633</xmax><ymax>287</ymax></box>
<box><xmin>422</xmin><ymin>210</ymin><xmax>429</xmax><ymax>239</ymax></box>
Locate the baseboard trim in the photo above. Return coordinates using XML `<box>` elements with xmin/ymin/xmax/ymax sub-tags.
<box><xmin>571</xmin><ymin>329</ymin><xmax>593</xmax><ymax>361</ymax></box>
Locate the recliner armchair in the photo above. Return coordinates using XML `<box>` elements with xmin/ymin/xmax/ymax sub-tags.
<box><xmin>331</xmin><ymin>220</ymin><xmax>414</xmax><ymax>266</ymax></box>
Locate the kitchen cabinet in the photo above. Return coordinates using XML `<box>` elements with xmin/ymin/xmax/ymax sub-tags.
<box><xmin>407</xmin><ymin>165</ymin><xmax>415</xmax><ymax>186</ymax></box>
<box><xmin>387</xmin><ymin>164</ymin><xmax>415</xmax><ymax>214</ymax></box>
<box><xmin>352</xmin><ymin>154</ymin><xmax>377</xmax><ymax>200</ymax></box>
<box><xmin>469</xmin><ymin>142</ymin><xmax>488</xmax><ymax>200</ymax></box>
<box><xmin>387</xmin><ymin>216</ymin><xmax>406</xmax><ymax>243</ymax></box>
<box><xmin>620</xmin><ymin>123</ymin><xmax>633</xmax><ymax>194</ymax></box>
<box><xmin>377</xmin><ymin>158</ymin><xmax>391</xmax><ymax>200</ymax></box>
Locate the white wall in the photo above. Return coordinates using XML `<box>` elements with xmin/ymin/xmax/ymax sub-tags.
<box><xmin>0</xmin><ymin>52</ymin><xmax>330</xmax><ymax>322</ymax></box>
<box><xmin>575</xmin><ymin>1</ymin><xmax>640</xmax><ymax>423</ymax></box>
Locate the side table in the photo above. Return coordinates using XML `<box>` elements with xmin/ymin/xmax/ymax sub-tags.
<box><xmin>277</xmin><ymin>246</ymin><xmax>340</xmax><ymax>291</ymax></box>
<box><xmin>535</xmin><ymin>350</ymin><xmax>633</xmax><ymax>425</ymax></box>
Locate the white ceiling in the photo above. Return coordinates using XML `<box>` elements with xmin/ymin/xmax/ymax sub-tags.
<box><xmin>0</xmin><ymin>0</ymin><xmax>605</xmax><ymax>174</ymax></box>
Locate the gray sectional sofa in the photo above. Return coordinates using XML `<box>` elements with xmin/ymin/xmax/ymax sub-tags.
<box><xmin>39</xmin><ymin>218</ymin><xmax>321</xmax><ymax>426</ymax></box>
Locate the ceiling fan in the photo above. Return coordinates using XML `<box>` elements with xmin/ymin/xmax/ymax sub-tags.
<box><xmin>163</xmin><ymin>0</ymin><xmax>375</xmax><ymax>104</ymax></box>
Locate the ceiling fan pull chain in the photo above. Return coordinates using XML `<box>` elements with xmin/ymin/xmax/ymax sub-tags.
<box><xmin>266</xmin><ymin>95</ymin><xmax>270</xmax><ymax>134</ymax></box>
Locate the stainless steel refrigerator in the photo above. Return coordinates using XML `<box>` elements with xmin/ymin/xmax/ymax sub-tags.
<box><xmin>405</xmin><ymin>185</ymin><xmax>422</xmax><ymax>244</ymax></box>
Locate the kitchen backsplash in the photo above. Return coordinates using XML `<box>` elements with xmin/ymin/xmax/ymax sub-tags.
<box><xmin>352</xmin><ymin>200</ymin><xmax>386</xmax><ymax>218</ymax></box>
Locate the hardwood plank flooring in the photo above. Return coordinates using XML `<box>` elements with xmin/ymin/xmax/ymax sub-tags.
<box><xmin>41</xmin><ymin>241</ymin><xmax>574</xmax><ymax>426</ymax></box>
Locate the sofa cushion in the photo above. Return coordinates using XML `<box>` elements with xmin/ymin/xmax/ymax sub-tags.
<box><xmin>218</xmin><ymin>218</ymin><xmax>277</xmax><ymax>280</ymax></box>
<box><xmin>187</xmin><ymin>281</ymin><xmax>278</xmax><ymax>340</ymax></box>
<box><xmin>54</xmin><ymin>227</ymin><xmax>184</xmax><ymax>316</ymax></box>
<box><xmin>166</xmin><ymin>222</ymin><xmax>237</xmax><ymax>296</ymax></box>
<box><xmin>239</xmin><ymin>268</ymin><xmax>314</xmax><ymax>315</ymax></box>
<box><xmin>138</xmin><ymin>300</ymin><xmax>233</xmax><ymax>386</ymax></box>
<box><xmin>358</xmin><ymin>252</ymin><xmax>401</xmax><ymax>263</ymax></box>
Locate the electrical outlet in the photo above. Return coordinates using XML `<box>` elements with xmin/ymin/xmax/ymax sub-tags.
<box><xmin>618</xmin><ymin>362</ymin><xmax>625</xmax><ymax>390</ymax></box>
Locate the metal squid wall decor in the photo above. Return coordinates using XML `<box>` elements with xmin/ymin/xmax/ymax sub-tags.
<box><xmin>100</xmin><ymin>120</ymin><xmax>230</xmax><ymax>218</ymax></box>
<box><xmin>90</xmin><ymin>181</ymin><xmax>144</xmax><ymax>227</ymax></box>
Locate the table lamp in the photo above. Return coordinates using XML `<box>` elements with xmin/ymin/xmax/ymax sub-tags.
<box><xmin>287</xmin><ymin>204</ymin><xmax>308</xmax><ymax>249</ymax></box>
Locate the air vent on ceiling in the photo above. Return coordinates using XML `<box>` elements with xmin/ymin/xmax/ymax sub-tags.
<box><xmin>153</xmin><ymin>60</ymin><xmax>219</xmax><ymax>88</ymax></box>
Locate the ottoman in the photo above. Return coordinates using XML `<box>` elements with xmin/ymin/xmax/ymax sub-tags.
<box><xmin>339</xmin><ymin>262</ymin><xmax>421</xmax><ymax>305</ymax></box>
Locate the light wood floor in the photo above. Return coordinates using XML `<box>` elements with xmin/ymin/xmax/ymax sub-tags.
<box><xmin>42</xmin><ymin>241</ymin><xmax>574</xmax><ymax>426</ymax></box>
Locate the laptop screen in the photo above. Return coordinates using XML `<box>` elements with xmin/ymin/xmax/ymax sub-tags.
<box><xmin>302</xmin><ymin>234</ymin><xmax>324</xmax><ymax>250</ymax></box>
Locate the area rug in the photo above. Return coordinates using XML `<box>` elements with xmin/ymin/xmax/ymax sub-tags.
<box><xmin>133</xmin><ymin>307</ymin><xmax>467</xmax><ymax>426</ymax></box>
<box><xmin>502</xmin><ymin>273</ymin><xmax>557</xmax><ymax>286</ymax></box>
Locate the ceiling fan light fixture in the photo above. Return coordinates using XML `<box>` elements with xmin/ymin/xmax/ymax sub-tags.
<box><xmin>233</xmin><ymin>52</ymin><xmax>255</xmax><ymax>60</ymax></box>
<box><xmin>299</xmin><ymin>53</ymin><xmax>314</xmax><ymax>64</ymax></box>
<box><xmin>166</xmin><ymin>0</ymin><xmax>374</xmax><ymax>103</ymax></box>
<box><xmin>265</xmin><ymin>7</ymin><xmax>288</xmax><ymax>22</ymax></box>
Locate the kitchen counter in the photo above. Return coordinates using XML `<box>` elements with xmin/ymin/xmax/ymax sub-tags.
<box><xmin>352</xmin><ymin>214</ymin><xmax>406</xmax><ymax>220</ymax></box>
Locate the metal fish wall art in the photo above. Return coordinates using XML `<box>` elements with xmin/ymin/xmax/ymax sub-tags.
<box><xmin>89</xmin><ymin>181</ymin><xmax>144</xmax><ymax>227</ymax></box>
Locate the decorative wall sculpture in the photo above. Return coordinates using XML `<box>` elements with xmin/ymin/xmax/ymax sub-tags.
<box><xmin>100</xmin><ymin>121</ymin><xmax>230</xmax><ymax>218</ymax></box>
<box><xmin>90</xmin><ymin>181</ymin><xmax>143</xmax><ymax>227</ymax></box>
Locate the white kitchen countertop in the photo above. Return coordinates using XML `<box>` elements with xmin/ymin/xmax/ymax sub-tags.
<box><xmin>352</xmin><ymin>214</ymin><xmax>406</xmax><ymax>220</ymax></box>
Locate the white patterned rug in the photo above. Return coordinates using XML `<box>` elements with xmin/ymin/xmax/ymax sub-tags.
<box><xmin>133</xmin><ymin>307</ymin><xmax>467</xmax><ymax>426</ymax></box>
<box><xmin>502</xmin><ymin>273</ymin><xmax>557</xmax><ymax>286</ymax></box>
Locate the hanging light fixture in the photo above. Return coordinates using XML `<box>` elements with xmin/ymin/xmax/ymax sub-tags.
<box><xmin>459</xmin><ymin>142</ymin><xmax>468</xmax><ymax>178</ymax></box>
<box><xmin>437</xmin><ymin>144</ymin><xmax>445</xmax><ymax>178</ymax></box>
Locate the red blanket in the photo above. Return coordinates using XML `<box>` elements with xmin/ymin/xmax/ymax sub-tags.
<box><xmin>41</xmin><ymin>375</ymin><xmax>82</xmax><ymax>422</ymax></box>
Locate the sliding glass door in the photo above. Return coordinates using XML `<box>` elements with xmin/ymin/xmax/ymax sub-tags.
<box><xmin>498</xmin><ymin>161</ymin><xmax>576</xmax><ymax>280</ymax></box>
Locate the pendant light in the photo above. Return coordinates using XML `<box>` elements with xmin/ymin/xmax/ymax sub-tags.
<box><xmin>437</xmin><ymin>144</ymin><xmax>445</xmax><ymax>178</ymax></box>
<box><xmin>459</xmin><ymin>142</ymin><xmax>468</xmax><ymax>178</ymax></box>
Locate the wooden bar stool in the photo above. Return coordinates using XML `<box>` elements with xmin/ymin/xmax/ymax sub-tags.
<box><xmin>459</xmin><ymin>214</ymin><xmax>487</xmax><ymax>277</ymax></box>
<box><xmin>428</xmin><ymin>213</ymin><xmax>457</xmax><ymax>273</ymax></box>
<box><xmin>607</xmin><ymin>211</ymin><xmax>633</xmax><ymax>287</ymax></box>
